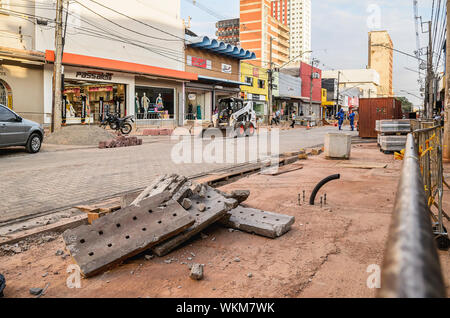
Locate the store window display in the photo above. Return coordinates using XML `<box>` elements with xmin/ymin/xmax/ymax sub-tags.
<box><xmin>135</xmin><ymin>86</ymin><xmax>174</xmax><ymax>119</ymax></box>
<box><xmin>63</xmin><ymin>82</ymin><xmax>126</xmax><ymax>123</ymax></box>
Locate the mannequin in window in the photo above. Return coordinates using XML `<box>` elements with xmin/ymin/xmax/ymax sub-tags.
<box><xmin>141</xmin><ymin>93</ymin><xmax>150</xmax><ymax>118</ymax></box>
<box><xmin>156</xmin><ymin>93</ymin><xmax>163</xmax><ymax>109</ymax></box>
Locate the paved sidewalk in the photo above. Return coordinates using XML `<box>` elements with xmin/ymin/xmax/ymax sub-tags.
<box><xmin>0</xmin><ymin>126</ymin><xmax>357</xmax><ymax>223</ymax></box>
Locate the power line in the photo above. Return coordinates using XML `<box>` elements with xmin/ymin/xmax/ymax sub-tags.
<box><xmin>72</xmin><ymin>0</ymin><xmax>183</xmax><ymax>42</ymax></box>
<box><xmin>81</xmin><ymin>0</ymin><xmax>186</xmax><ymax>42</ymax></box>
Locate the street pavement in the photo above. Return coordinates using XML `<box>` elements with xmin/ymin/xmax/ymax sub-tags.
<box><xmin>0</xmin><ymin>126</ymin><xmax>357</xmax><ymax>223</ymax></box>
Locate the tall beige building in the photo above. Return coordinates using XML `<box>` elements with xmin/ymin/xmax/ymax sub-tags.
<box><xmin>368</xmin><ymin>31</ymin><xmax>394</xmax><ymax>97</ymax></box>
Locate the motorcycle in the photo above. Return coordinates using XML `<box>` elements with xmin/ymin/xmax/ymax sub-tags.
<box><xmin>100</xmin><ymin>113</ymin><xmax>134</xmax><ymax>135</ymax></box>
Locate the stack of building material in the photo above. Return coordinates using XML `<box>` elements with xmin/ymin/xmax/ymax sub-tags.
<box><xmin>375</xmin><ymin>119</ymin><xmax>411</xmax><ymax>153</ymax></box>
<box><xmin>99</xmin><ymin>136</ymin><xmax>143</xmax><ymax>149</ymax></box>
<box><xmin>63</xmin><ymin>174</ymin><xmax>295</xmax><ymax>277</ymax></box>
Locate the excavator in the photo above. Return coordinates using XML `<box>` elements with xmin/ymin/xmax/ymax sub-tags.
<box><xmin>208</xmin><ymin>98</ymin><xmax>257</xmax><ymax>138</ymax></box>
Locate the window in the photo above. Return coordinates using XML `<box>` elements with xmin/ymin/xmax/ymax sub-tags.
<box><xmin>245</xmin><ymin>76</ymin><xmax>254</xmax><ymax>86</ymax></box>
<box><xmin>0</xmin><ymin>105</ymin><xmax>16</xmax><ymax>122</ymax></box>
<box><xmin>0</xmin><ymin>82</ymin><xmax>7</xmax><ymax>106</ymax></box>
<box><xmin>257</xmin><ymin>79</ymin><xmax>265</xmax><ymax>89</ymax></box>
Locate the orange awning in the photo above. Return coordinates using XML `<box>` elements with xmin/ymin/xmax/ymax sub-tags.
<box><xmin>45</xmin><ymin>50</ymin><xmax>197</xmax><ymax>81</ymax></box>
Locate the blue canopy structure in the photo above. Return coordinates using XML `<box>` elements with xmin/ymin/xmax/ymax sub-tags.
<box><xmin>188</xmin><ymin>36</ymin><xmax>256</xmax><ymax>60</ymax></box>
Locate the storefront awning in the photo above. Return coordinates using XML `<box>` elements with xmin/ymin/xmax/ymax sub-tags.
<box><xmin>197</xmin><ymin>75</ymin><xmax>250</xmax><ymax>87</ymax></box>
<box><xmin>45</xmin><ymin>50</ymin><xmax>198</xmax><ymax>81</ymax></box>
<box><xmin>188</xmin><ymin>36</ymin><xmax>256</xmax><ymax>60</ymax></box>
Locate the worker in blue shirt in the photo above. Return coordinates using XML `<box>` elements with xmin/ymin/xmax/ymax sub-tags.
<box><xmin>349</xmin><ymin>110</ymin><xmax>356</xmax><ymax>131</ymax></box>
<box><xmin>337</xmin><ymin>108</ymin><xmax>345</xmax><ymax>130</ymax></box>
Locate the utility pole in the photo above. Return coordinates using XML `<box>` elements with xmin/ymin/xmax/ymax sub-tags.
<box><xmin>268</xmin><ymin>36</ymin><xmax>273</xmax><ymax>124</ymax></box>
<box><xmin>309</xmin><ymin>58</ymin><xmax>318</xmax><ymax>116</ymax></box>
<box><xmin>425</xmin><ymin>21</ymin><xmax>434</xmax><ymax>119</ymax></box>
<box><xmin>336</xmin><ymin>71</ymin><xmax>341</xmax><ymax>116</ymax></box>
<box><xmin>51</xmin><ymin>0</ymin><xmax>64</xmax><ymax>132</ymax></box>
<box><xmin>444</xmin><ymin>0</ymin><xmax>450</xmax><ymax>159</ymax></box>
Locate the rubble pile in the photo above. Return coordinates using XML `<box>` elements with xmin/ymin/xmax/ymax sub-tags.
<box><xmin>62</xmin><ymin>174</ymin><xmax>295</xmax><ymax>277</ymax></box>
<box><xmin>98</xmin><ymin>136</ymin><xmax>143</xmax><ymax>149</ymax></box>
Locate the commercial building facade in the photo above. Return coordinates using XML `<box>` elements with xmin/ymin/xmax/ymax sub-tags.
<box><xmin>322</xmin><ymin>69</ymin><xmax>380</xmax><ymax>99</ymax></box>
<box><xmin>240</xmin><ymin>61</ymin><xmax>269</xmax><ymax>122</ymax></box>
<box><xmin>272</xmin><ymin>71</ymin><xmax>303</xmax><ymax>118</ymax></box>
<box><xmin>368</xmin><ymin>31</ymin><xmax>394</xmax><ymax>97</ymax></box>
<box><xmin>0</xmin><ymin>0</ymin><xmax>194</xmax><ymax>127</ymax></box>
<box><xmin>185</xmin><ymin>36</ymin><xmax>255</xmax><ymax>123</ymax></box>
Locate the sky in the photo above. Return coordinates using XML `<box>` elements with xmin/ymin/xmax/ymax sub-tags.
<box><xmin>181</xmin><ymin>0</ymin><xmax>439</xmax><ymax>107</ymax></box>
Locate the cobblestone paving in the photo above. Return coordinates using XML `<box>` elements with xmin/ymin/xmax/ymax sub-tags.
<box><xmin>0</xmin><ymin>127</ymin><xmax>357</xmax><ymax>223</ymax></box>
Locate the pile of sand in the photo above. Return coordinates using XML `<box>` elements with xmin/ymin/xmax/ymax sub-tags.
<box><xmin>44</xmin><ymin>125</ymin><xmax>117</xmax><ymax>146</ymax></box>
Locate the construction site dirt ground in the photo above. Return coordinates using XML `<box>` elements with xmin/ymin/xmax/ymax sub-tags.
<box><xmin>1</xmin><ymin>142</ymin><xmax>449</xmax><ymax>298</ymax></box>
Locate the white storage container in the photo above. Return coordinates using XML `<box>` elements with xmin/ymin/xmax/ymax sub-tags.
<box><xmin>324</xmin><ymin>133</ymin><xmax>352</xmax><ymax>159</ymax></box>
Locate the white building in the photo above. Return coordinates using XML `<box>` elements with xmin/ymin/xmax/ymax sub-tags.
<box><xmin>322</xmin><ymin>69</ymin><xmax>380</xmax><ymax>99</ymax></box>
<box><xmin>271</xmin><ymin>0</ymin><xmax>312</xmax><ymax>63</ymax></box>
<box><xmin>0</xmin><ymin>0</ymin><xmax>195</xmax><ymax>126</ymax></box>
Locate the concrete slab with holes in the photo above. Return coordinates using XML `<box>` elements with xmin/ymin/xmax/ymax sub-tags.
<box><xmin>152</xmin><ymin>186</ymin><xmax>238</xmax><ymax>257</ymax></box>
<box><xmin>220</xmin><ymin>206</ymin><xmax>295</xmax><ymax>238</ymax></box>
<box><xmin>62</xmin><ymin>192</ymin><xmax>195</xmax><ymax>277</ymax></box>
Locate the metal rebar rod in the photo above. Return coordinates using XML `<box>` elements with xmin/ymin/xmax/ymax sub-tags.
<box><xmin>378</xmin><ymin>134</ymin><xmax>446</xmax><ymax>298</ymax></box>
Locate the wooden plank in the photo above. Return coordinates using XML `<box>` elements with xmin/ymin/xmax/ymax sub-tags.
<box><xmin>152</xmin><ymin>186</ymin><xmax>238</xmax><ymax>256</ymax></box>
<box><xmin>0</xmin><ymin>214</ymin><xmax>88</xmax><ymax>246</ymax></box>
<box><xmin>220</xmin><ymin>206</ymin><xmax>295</xmax><ymax>239</ymax></box>
<box><xmin>63</xmin><ymin>192</ymin><xmax>195</xmax><ymax>277</ymax></box>
<box><xmin>74</xmin><ymin>197</ymin><xmax>121</xmax><ymax>214</ymax></box>
<box><xmin>261</xmin><ymin>164</ymin><xmax>303</xmax><ymax>176</ymax></box>
<box><xmin>335</xmin><ymin>162</ymin><xmax>388</xmax><ymax>169</ymax></box>
<box><xmin>193</xmin><ymin>164</ymin><xmax>263</xmax><ymax>186</ymax></box>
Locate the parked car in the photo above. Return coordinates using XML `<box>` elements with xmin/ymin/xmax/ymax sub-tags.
<box><xmin>0</xmin><ymin>104</ymin><xmax>44</xmax><ymax>153</ymax></box>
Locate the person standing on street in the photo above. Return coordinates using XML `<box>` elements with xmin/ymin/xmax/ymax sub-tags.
<box><xmin>290</xmin><ymin>111</ymin><xmax>296</xmax><ymax>128</ymax></box>
<box><xmin>349</xmin><ymin>110</ymin><xmax>356</xmax><ymax>131</ymax></box>
<box><xmin>337</xmin><ymin>108</ymin><xmax>345</xmax><ymax>130</ymax></box>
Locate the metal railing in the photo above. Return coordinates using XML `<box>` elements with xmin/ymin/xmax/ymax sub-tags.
<box><xmin>378</xmin><ymin>132</ymin><xmax>446</xmax><ymax>298</ymax></box>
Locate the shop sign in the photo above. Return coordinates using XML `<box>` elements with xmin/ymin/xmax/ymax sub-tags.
<box><xmin>221</xmin><ymin>64</ymin><xmax>232</xmax><ymax>74</ymax></box>
<box><xmin>187</xmin><ymin>55</ymin><xmax>212</xmax><ymax>70</ymax></box>
<box><xmin>75</xmin><ymin>71</ymin><xmax>113</xmax><ymax>81</ymax></box>
<box><xmin>188</xmin><ymin>94</ymin><xmax>196</xmax><ymax>101</ymax></box>
<box><xmin>88</xmin><ymin>86</ymin><xmax>113</xmax><ymax>92</ymax></box>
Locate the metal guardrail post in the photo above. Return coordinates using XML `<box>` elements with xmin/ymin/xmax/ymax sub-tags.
<box><xmin>378</xmin><ymin>133</ymin><xmax>446</xmax><ymax>298</ymax></box>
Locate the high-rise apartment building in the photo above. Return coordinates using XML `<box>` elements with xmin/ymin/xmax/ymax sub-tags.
<box><xmin>271</xmin><ymin>0</ymin><xmax>312</xmax><ymax>64</ymax></box>
<box><xmin>239</xmin><ymin>0</ymin><xmax>290</xmax><ymax>68</ymax></box>
<box><xmin>368</xmin><ymin>31</ymin><xmax>394</xmax><ymax>97</ymax></box>
<box><xmin>216</xmin><ymin>18</ymin><xmax>241</xmax><ymax>46</ymax></box>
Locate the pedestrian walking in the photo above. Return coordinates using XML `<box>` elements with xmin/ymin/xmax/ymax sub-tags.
<box><xmin>290</xmin><ymin>111</ymin><xmax>296</xmax><ymax>128</ymax></box>
<box><xmin>349</xmin><ymin>110</ymin><xmax>356</xmax><ymax>131</ymax></box>
<box><xmin>337</xmin><ymin>108</ymin><xmax>345</xmax><ymax>130</ymax></box>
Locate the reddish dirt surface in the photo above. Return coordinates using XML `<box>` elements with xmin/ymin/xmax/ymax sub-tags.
<box><xmin>1</xmin><ymin>142</ymin><xmax>449</xmax><ymax>298</ymax></box>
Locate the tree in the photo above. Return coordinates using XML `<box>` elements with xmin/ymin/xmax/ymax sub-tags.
<box><xmin>396</xmin><ymin>96</ymin><xmax>413</xmax><ymax>113</ymax></box>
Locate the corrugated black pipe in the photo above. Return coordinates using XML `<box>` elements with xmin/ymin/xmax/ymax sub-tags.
<box><xmin>309</xmin><ymin>174</ymin><xmax>341</xmax><ymax>205</ymax></box>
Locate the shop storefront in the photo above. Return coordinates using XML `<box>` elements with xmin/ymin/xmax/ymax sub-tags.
<box><xmin>272</xmin><ymin>71</ymin><xmax>302</xmax><ymax>120</ymax></box>
<box><xmin>59</xmin><ymin>67</ymin><xmax>134</xmax><ymax>124</ymax></box>
<box><xmin>185</xmin><ymin>36</ymin><xmax>256</xmax><ymax>123</ymax></box>
<box><xmin>239</xmin><ymin>62</ymin><xmax>269</xmax><ymax>123</ymax></box>
<box><xmin>240</xmin><ymin>92</ymin><xmax>267</xmax><ymax>123</ymax></box>
<box><xmin>44</xmin><ymin>50</ymin><xmax>197</xmax><ymax>127</ymax></box>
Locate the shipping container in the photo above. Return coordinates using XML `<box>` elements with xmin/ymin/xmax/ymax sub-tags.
<box><xmin>358</xmin><ymin>97</ymin><xmax>403</xmax><ymax>138</ymax></box>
